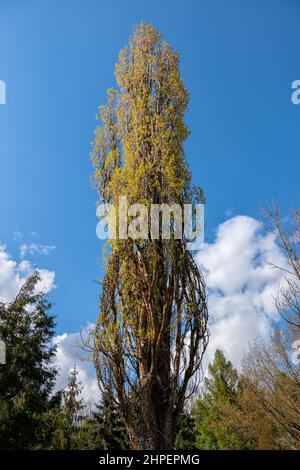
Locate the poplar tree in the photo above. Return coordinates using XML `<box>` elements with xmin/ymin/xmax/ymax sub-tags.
<box><xmin>91</xmin><ymin>22</ymin><xmax>209</xmax><ymax>449</ymax></box>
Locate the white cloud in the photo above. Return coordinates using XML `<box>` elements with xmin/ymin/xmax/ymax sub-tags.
<box><xmin>197</xmin><ymin>215</ymin><xmax>289</xmax><ymax>373</ymax></box>
<box><xmin>53</xmin><ymin>327</ymin><xmax>100</xmax><ymax>404</ymax></box>
<box><xmin>20</xmin><ymin>243</ymin><xmax>56</xmax><ymax>258</ymax></box>
<box><xmin>0</xmin><ymin>243</ymin><xmax>55</xmax><ymax>303</ymax></box>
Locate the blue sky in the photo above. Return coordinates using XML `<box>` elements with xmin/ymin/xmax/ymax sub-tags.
<box><xmin>0</xmin><ymin>0</ymin><xmax>299</xmax><ymax>335</ymax></box>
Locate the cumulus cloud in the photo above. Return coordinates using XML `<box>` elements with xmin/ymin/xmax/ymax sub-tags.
<box><xmin>197</xmin><ymin>215</ymin><xmax>289</xmax><ymax>373</ymax></box>
<box><xmin>20</xmin><ymin>243</ymin><xmax>56</xmax><ymax>258</ymax></box>
<box><xmin>53</xmin><ymin>327</ymin><xmax>100</xmax><ymax>404</ymax></box>
<box><xmin>0</xmin><ymin>244</ymin><xmax>55</xmax><ymax>303</ymax></box>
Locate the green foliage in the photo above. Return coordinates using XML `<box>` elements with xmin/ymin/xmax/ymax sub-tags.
<box><xmin>0</xmin><ymin>272</ymin><xmax>57</xmax><ymax>449</ymax></box>
<box><xmin>89</xmin><ymin>390</ymin><xmax>129</xmax><ymax>449</ymax></box>
<box><xmin>174</xmin><ymin>412</ymin><xmax>197</xmax><ymax>450</ymax></box>
<box><xmin>193</xmin><ymin>349</ymin><xmax>241</xmax><ymax>450</ymax></box>
<box><xmin>44</xmin><ymin>376</ymin><xmax>129</xmax><ymax>450</ymax></box>
<box><xmin>48</xmin><ymin>366</ymin><xmax>86</xmax><ymax>450</ymax></box>
<box><xmin>203</xmin><ymin>349</ymin><xmax>239</xmax><ymax>405</ymax></box>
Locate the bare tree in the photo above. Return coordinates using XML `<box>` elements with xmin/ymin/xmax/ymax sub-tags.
<box><xmin>241</xmin><ymin>203</ymin><xmax>300</xmax><ymax>448</ymax></box>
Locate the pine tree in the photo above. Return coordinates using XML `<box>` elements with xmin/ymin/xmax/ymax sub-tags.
<box><xmin>91</xmin><ymin>21</ymin><xmax>208</xmax><ymax>450</ymax></box>
<box><xmin>174</xmin><ymin>411</ymin><xmax>197</xmax><ymax>450</ymax></box>
<box><xmin>193</xmin><ymin>349</ymin><xmax>240</xmax><ymax>449</ymax></box>
<box><xmin>50</xmin><ymin>366</ymin><xmax>85</xmax><ymax>449</ymax></box>
<box><xmin>203</xmin><ymin>349</ymin><xmax>239</xmax><ymax>405</ymax></box>
<box><xmin>63</xmin><ymin>366</ymin><xmax>84</xmax><ymax>429</ymax></box>
<box><xmin>90</xmin><ymin>390</ymin><xmax>129</xmax><ymax>449</ymax></box>
<box><xmin>0</xmin><ymin>272</ymin><xmax>57</xmax><ymax>449</ymax></box>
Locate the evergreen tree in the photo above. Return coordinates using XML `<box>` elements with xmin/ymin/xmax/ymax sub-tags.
<box><xmin>193</xmin><ymin>349</ymin><xmax>241</xmax><ymax>449</ymax></box>
<box><xmin>0</xmin><ymin>272</ymin><xmax>57</xmax><ymax>449</ymax></box>
<box><xmin>174</xmin><ymin>411</ymin><xmax>197</xmax><ymax>450</ymax></box>
<box><xmin>90</xmin><ymin>390</ymin><xmax>129</xmax><ymax>449</ymax></box>
<box><xmin>63</xmin><ymin>366</ymin><xmax>84</xmax><ymax>428</ymax></box>
<box><xmin>50</xmin><ymin>366</ymin><xmax>85</xmax><ymax>449</ymax></box>
<box><xmin>203</xmin><ymin>349</ymin><xmax>239</xmax><ymax>405</ymax></box>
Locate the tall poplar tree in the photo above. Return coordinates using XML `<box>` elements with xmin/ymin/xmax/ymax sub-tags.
<box><xmin>91</xmin><ymin>22</ymin><xmax>209</xmax><ymax>449</ymax></box>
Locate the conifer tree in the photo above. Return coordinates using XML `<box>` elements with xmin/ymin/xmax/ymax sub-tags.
<box><xmin>50</xmin><ymin>366</ymin><xmax>85</xmax><ymax>450</ymax></box>
<box><xmin>91</xmin><ymin>390</ymin><xmax>129</xmax><ymax>449</ymax></box>
<box><xmin>0</xmin><ymin>272</ymin><xmax>57</xmax><ymax>449</ymax></box>
<box><xmin>193</xmin><ymin>349</ymin><xmax>240</xmax><ymax>449</ymax></box>
<box><xmin>174</xmin><ymin>411</ymin><xmax>197</xmax><ymax>450</ymax></box>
